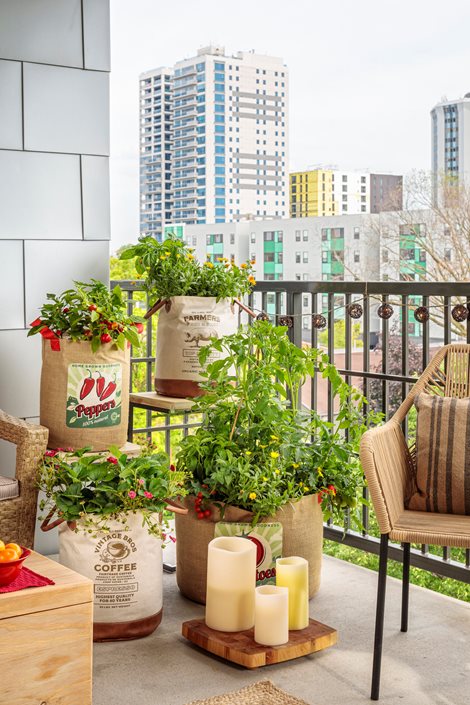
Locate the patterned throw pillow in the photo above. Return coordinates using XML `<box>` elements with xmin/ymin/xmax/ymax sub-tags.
<box><xmin>407</xmin><ymin>394</ymin><xmax>470</xmax><ymax>514</ymax></box>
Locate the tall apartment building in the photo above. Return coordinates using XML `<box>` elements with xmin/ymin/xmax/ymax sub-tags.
<box><xmin>431</xmin><ymin>93</ymin><xmax>470</xmax><ymax>201</ymax></box>
<box><xmin>289</xmin><ymin>169</ymin><xmax>402</xmax><ymax>217</ymax></box>
<box><xmin>139</xmin><ymin>46</ymin><xmax>289</xmax><ymax>239</ymax></box>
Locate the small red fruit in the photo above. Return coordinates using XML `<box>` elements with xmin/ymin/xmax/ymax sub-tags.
<box><xmin>100</xmin><ymin>333</ymin><xmax>112</xmax><ymax>343</ymax></box>
<box><xmin>62</xmin><ymin>307</ymin><xmax>70</xmax><ymax>313</ymax></box>
<box><xmin>204</xmin><ymin>509</ymin><xmax>211</xmax><ymax>518</ymax></box>
<box><xmin>196</xmin><ymin>512</ymin><xmax>204</xmax><ymax>520</ymax></box>
<box><xmin>55</xmin><ymin>330</ymin><xmax>62</xmax><ymax>336</ymax></box>
<box><xmin>134</xmin><ymin>322</ymin><xmax>144</xmax><ymax>334</ymax></box>
<box><xmin>88</xmin><ymin>304</ymin><xmax>97</xmax><ymax>311</ymax></box>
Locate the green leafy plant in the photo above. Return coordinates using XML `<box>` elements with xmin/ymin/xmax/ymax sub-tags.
<box><xmin>28</xmin><ymin>279</ymin><xmax>144</xmax><ymax>352</ymax></box>
<box><xmin>176</xmin><ymin>321</ymin><xmax>381</xmax><ymax>526</ymax></box>
<box><xmin>120</xmin><ymin>235</ymin><xmax>256</xmax><ymax>302</ymax></box>
<box><xmin>39</xmin><ymin>446</ymin><xmax>188</xmax><ymax>539</ymax></box>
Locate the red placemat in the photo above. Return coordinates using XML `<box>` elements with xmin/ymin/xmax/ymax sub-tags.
<box><xmin>0</xmin><ymin>566</ymin><xmax>55</xmax><ymax>593</ymax></box>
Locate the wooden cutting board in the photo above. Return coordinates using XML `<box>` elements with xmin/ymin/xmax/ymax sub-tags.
<box><xmin>182</xmin><ymin>618</ymin><xmax>337</xmax><ymax>669</ymax></box>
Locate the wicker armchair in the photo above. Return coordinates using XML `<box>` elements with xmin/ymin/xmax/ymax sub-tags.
<box><xmin>0</xmin><ymin>410</ymin><xmax>48</xmax><ymax>548</ymax></box>
<box><xmin>360</xmin><ymin>343</ymin><xmax>470</xmax><ymax>700</ymax></box>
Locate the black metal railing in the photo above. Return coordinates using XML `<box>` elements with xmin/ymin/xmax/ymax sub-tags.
<box><xmin>113</xmin><ymin>278</ymin><xmax>470</xmax><ymax>583</ymax></box>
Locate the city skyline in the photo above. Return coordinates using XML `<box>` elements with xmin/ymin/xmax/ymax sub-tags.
<box><xmin>110</xmin><ymin>0</ymin><xmax>470</xmax><ymax>249</ymax></box>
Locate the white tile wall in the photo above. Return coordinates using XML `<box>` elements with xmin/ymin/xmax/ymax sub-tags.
<box><xmin>0</xmin><ymin>60</ymin><xmax>22</xmax><ymax>149</ymax></box>
<box><xmin>0</xmin><ymin>150</ymin><xmax>82</xmax><ymax>240</ymax></box>
<box><xmin>83</xmin><ymin>0</ymin><xmax>111</xmax><ymax>71</ymax></box>
<box><xmin>0</xmin><ymin>331</ymin><xmax>42</xmax><ymax>418</ymax></box>
<box><xmin>25</xmin><ymin>240</ymin><xmax>110</xmax><ymax>323</ymax></box>
<box><xmin>24</xmin><ymin>63</ymin><xmax>109</xmax><ymax>155</ymax></box>
<box><xmin>82</xmin><ymin>155</ymin><xmax>111</xmax><ymax>239</ymax></box>
<box><xmin>0</xmin><ymin>0</ymin><xmax>83</xmax><ymax>68</ymax></box>
<box><xmin>0</xmin><ymin>241</ymin><xmax>24</xmax><ymax>329</ymax></box>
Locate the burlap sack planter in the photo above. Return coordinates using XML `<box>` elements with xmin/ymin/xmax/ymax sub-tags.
<box><xmin>154</xmin><ymin>296</ymin><xmax>238</xmax><ymax>398</ymax></box>
<box><xmin>40</xmin><ymin>339</ymin><xmax>130</xmax><ymax>451</ymax></box>
<box><xmin>175</xmin><ymin>494</ymin><xmax>323</xmax><ymax>604</ymax></box>
<box><xmin>55</xmin><ymin>512</ymin><xmax>163</xmax><ymax>642</ymax></box>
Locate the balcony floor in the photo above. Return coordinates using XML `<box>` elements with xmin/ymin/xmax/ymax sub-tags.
<box><xmin>93</xmin><ymin>555</ymin><xmax>469</xmax><ymax>705</ymax></box>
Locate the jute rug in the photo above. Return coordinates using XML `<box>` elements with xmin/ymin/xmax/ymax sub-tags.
<box><xmin>183</xmin><ymin>680</ymin><xmax>312</xmax><ymax>705</ymax></box>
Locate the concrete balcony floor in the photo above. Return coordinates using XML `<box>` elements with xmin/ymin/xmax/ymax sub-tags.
<box><xmin>93</xmin><ymin>555</ymin><xmax>470</xmax><ymax>705</ymax></box>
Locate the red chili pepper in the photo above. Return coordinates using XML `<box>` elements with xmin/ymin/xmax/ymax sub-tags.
<box><xmin>96</xmin><ymin>373</ymin><xmax>105</xmax><ymax>398</ymax></box>
<box><xmin>80</xmin><ymin>370</ymin><xmax>95</xmax><ymax>400</ymax></box>
<box><xmin>100</xmin><ymin>374</ymin><xmax>117</xmax><ymax>401</ymax></box>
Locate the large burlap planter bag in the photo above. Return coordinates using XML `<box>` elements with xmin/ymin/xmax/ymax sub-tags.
<box><xmin>175</xmin><ymin>494</ymin><xmax>323</xmax><ymax>604</ymax></box>
<box><xmin>57</xmin><ymin>512</ymin><xmax>163</xmax><ymax>641</ymax></box>
<box><xmin>40</xmin><ymin>339</ymin><xmax>130</xmax><ymax>451</ymax></box>
<box><xmin>154</xmin><ymin>296</ymin><xmax>237</xmax><ymax>398</ymax></box>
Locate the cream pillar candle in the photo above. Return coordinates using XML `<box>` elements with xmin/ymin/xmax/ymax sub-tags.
<box><xmin>254</xmin><ymin>585</ymin><xmax>289</xmax><ymax>646</ymax></box>
<box><xmin>205</xmin><ymin>536</ymin><xmax>256</xmax><ymax>632</ymax></box>
<box><xmin>276</xmin><ymin>556</ymin><xmax>309</xmax><ymax>630</ymax></box>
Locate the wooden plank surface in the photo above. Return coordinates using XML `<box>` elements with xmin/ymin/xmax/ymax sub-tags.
<box><xmin>0</xmin><ymin>600</ymin><xmax>93</xmax><ymax>705</ymax></box>
<box><xmin>182</xmin><ymin>618</ymin><xmax>337</xmax><ymax>669</ymax></box>
<box><xmin>0</xmin><ymin>551</ymin><xmax>93</xmax><ymax>621</ymax></box>
<box><xmin>130</xmin><ymin>391</ymin><xmax>195</xmax><ymax>411</ymax></box>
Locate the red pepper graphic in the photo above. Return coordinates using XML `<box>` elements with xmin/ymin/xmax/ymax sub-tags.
<box><xmin>80</xmin><ymin>371</ymin><xmax>95</xmax><ymax>400</ymax></box>
<box><xmin>100</xmin><ymin>374</ymin><xmax>117</xmax><ymax>401</ymax></box>
<box><xmin>96</xmin><ymin>372</ymin><xmax>105</xmax><ymax>398</ymax></box>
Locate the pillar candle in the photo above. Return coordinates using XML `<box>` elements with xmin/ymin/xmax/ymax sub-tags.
<box><xmin>205</xmin><ymin>536</ymin><xmax>256</xmax><ymax>632</ymax></box>
<box><xmin>254</xmin><ymin>585</ymin><xmax>289</xmax><ymax>646</ymax></box>
<box><xmin>276</xmin><ymin>556</ymin><xmax>309</xmax><ymax>630</ymax></box>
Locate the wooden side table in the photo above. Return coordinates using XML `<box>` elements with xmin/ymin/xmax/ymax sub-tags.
<box><xmin>0</xmin><ymin>551</ymin><xmax>93</xmax><ymax>705</ymax></box>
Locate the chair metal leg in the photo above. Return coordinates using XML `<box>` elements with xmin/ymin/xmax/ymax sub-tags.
<box><xmin>401</xmin><ymin>542</ymin><xmax>410</xmax><ymax>633</ymax></box>
<box><xmin>371</xmin><ymin>533</ymin><xmax>389</xmax><ymax>701</ymax></box>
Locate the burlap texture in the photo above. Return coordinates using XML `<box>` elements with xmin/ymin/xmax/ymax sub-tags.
<box><xmin>155</xmin><ymin>296</ymin><xmax>237</xmax><ymax>397</ymax></box>
<box><xmin>175</xmin><ymin>495</ymin><xmax>323</xmax><ymax>604</ymax></box>
<box><xmin>40</xmin><ymin>339</ymin><xmax>130</xmax><ymax>451</ymax></box>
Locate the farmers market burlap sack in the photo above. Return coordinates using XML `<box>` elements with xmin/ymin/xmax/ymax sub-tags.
<box><xmin>155</xmin><ymin>296</ymin><xmax>237</xmax><ymax>397</ymax></box>
<box><xmin>40</xmin><ymin>339</ymin><xmax>130</xmax><ymax>451</ymax></box>
<box><xmin>175</xmin><ymin>495</ymin><xmax>323</xmax><ymax>604</ymax></box>
<box><xmin>59</xmin><ymin>512</ymin><xmax>163</xmax><ymax>641</ymax></box>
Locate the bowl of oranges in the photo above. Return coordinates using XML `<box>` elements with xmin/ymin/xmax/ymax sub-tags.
<box><xmin>0</xmin><ymin>541</ymin><xmax>30</xmax><ymax>586</ymax></box>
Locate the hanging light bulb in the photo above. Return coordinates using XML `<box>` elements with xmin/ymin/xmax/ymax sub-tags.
<box><xmin>451</xmin><ymin>304</ymin><xmax>468</xmax><ymax>322</ymax></box>
<box><xmin>278</xmin><ymin>315</ymin><xmax>293</xmax><ymax>328</ymax></box>
<box><xmin>312</xmin><ymin>313</ymin><xmax>327</xmax><ymax>330</ymax></box>
<box><xmin>414</xmin><ymin>306</ymin><xmax>430</xmax><ymax>323</ymax></box>
<box><xmin>377</xmin><ymin>303</ymin><xmax>394</xmax><ymax>320</ymax></box>
<box><xmin>347</xmin><ymin>303</ymin><xmax>363</xmax><ymax>319</ymax></box>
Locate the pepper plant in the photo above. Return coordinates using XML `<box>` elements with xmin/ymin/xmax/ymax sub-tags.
<box><xmin>28</xmin><ymin>280</ymin><xmax>144</xmax><ymax>352</ymax></box>
<box><xmin>39</xmin><ymin>446</ymin><xmax>188</xmax><ymax>539</ymax></box>
<box><xmin>176</xmin><ymin>321</ymin><xmax>381</xmax><ymax>527</ymax></box>
<box><xmin>120</xmin><ymin>235</ymin><xmax>256</xmax><ymax>302</ymax></box>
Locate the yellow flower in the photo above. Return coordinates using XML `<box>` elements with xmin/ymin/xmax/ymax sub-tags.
<box><xmin>245</xmin><ymin>450</ymin><xmax>252</xmax><ymax>456</ymax></box>
<box><xmin>270</xmin><ymin>434</ymin><xmax>279</xmax><ymax>441</ymax></box>
<box><xmin>262</xmin><ymin>476</ymin><xmax>268</xmax><ymax>482</ymax></box>
<box><xmin>299</xmin><ymin>481</ymin><xmax>303</xmax><ymax>487</ymax></box>
<box><xmin>159</xmin><ymin>255</ymin><xmax>166</xmax><ymax>260</ymax></box>
<box><xmin>259</xmin><ymin>443</ymin><xmax>267</xmax><ymax>449</ymax></box>
<box><xmin>240</xmin><ymin>263</ymin><xmax>247</xmax><ymax>269</ymax></box>
<box><xmin>187</xmin><ymin>253</ymin><xmax>195</xmax><ymax>260</ymax></box>
<box><xmin>303</xmin><ymin>486</ymin><xmax>310</xmax><ymax>492</ymax></box>
<box><xmin>291</xmin><ymin>462</ymin><xmax>299</xmax><ymax>469</ymax></box>
<box><xmin>275</xmin><ymin>469</ymin><xmax>280</xmax><ymax>475</ymax></box>
<box><xmin>217</xmin><ymin>257</ymin><xmax>223</xmax><ymax>262</ymax></box>
<box><xmin>176</xmin><ymin>253</ymin><xmax>181</xmax><ymax>258</ymax></box>
<box><xmin>249</xmin><ymin>492</ymin><xmax>257</xmax><ymax>500</ymax></box>
<box><xmin>317</xmin><ymin>467</ymin><xmax>324</xmax><ymax>477</ymax></box>
<box><xmin>250</xmin><ymin>259</ymin><xmax>256</xmax><ymax>265</ymax></box>
<box><xmin>224</xmin><ymin>263</ymin><xmax>230</xmax><ymax>268</ymax></box>
<box><xmin>205</xmin><ymin>261</ymin><xmax>214</xmax><ymax>268</ymax></box>
<box><xmin>270</xmin><ymin>451</ymin><xmax>279</xmax><ymax>459</ymax></box>
<box><xmin>248</xmin><ymin>276</ymin><xmax>256</xmax><ymax>285</ymax></box>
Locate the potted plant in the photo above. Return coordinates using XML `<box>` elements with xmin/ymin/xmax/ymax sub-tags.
<box><xmin>39</xmin><ymin>445</ymin><xmax>188</xmax><ymax>641</ymax></box>
<box><xmin>29</xmin><ymin>280</ymin><xmax>144</xmax><ymax>451</ymax></box>
<box><xmin>120</xmin><ymin>235</ymin><xmax>256</xmax><ymax>397</ymax></box>
<box><xmin>174</xmin><ymin>321</ymin><xmax>377</xmax><ymax>604</ymax></box>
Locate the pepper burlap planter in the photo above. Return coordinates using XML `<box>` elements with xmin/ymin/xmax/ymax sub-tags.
<box><xmin>175</xmin><ymin>495</ymin><xmax>323</xmax><ymax>604</ymax></box>
<box><xmin>40</xmin><ymin>339</ymin><xmax>130</xmax><ymax>451</ymax></box>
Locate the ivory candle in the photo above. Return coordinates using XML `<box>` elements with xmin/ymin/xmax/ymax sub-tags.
<box><xmin>254</xmin><ymin>585</ymin><xmax>289</xmax><ymax>646</ymax></box>
<box><xmin>205</xmin><ymin>536</ymin><xmax>256</xmax><ymax>632</ymax></box>
<box><xmin>276</xmin><ymin>556</ymin><xmax>309</xmax><ymax>630</ymax></box>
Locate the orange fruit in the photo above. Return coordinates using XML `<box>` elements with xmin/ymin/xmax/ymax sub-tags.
<box><xmin>0</xmin><ymin>540</ymin><xmax>5</xmax><ymax>552</ymax></box>
<box><xmin>0</xmin><ymin>549</ymin><xmax>19</xmax><ymax>562</ymax></box>
<box><xmin>5</xmin><ymin>543</ymin><xmax>21</xmax><ymax>558</ymax></box>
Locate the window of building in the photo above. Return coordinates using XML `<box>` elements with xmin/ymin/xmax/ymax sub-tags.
<box><xmin>214</xmin><ymin>233</ymin><xmax>223</xmax><ymax>243</ymax></box>
<box><xmin>250</xmin><ymin>232</ymin><xmax>256</xmax><ymax>243</ymax></box>
<box><xmin>322</xmin><ymin>251</ymin><xmax>329</xmax><ymax>263</ymax></box>
<box><xmin>230</xmin><ymin>233</ymin><xmax>235</xmax><ymax>244</ymax></box>
<box><xmin>264</xmin><ymin>231</ymin><xmax>274</xmax><ymax>241</ymax></box>
<box><xmin>303</xmin><ymin>295</ymin><xmax>309</xmax><ymax>308</ymax></box>
<box><xmin>264</xmin><ymin>252</ymin><xmax>275</xmax><ymax>262</ymax></box>
<box><xmin>295</xmin><ymin>273</ymin><xmax>301</xmax><ymax>281</ymax></box>
<box><xmin>303</xmin><ymin>252</ymin><xmax>308</xmax><ymax>263</ymax></box>
<box><xmin>295</xmin><ymin>252</ymin><xmax>301</xmax><ymax>263</ymax></box>
<box><xmin>353</xmin><ymin>227</ymin><xmax>360</xmax><ymax>239</ymax></box>
<box><xmin>354</xmin><ymin>251</ymin><xmax>360</xmax><ymax>263</ymax></box>
<box><xmin>295</xmin><ymin>230</ymin><xmax>301</xmax><ymax>241</ymax></box>
<box><xmin>303</xmin><ymin>230</ymin><xmax>309</xmax><ymax>241</ymax></box>
<box><xmin>382</xmin><ymin>250</ymin><xmax>389</xmax><ymax>263</ymax></box>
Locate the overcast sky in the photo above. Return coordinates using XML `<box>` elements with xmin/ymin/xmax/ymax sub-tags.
<box><xmin>109</xmin><ymin>0</ymin><xmax>470</xmax><ymax>251</ymax></box>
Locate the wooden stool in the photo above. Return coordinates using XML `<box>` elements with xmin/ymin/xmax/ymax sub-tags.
<box><xmin>0</xmin><ymin>551</ymin><xmax>93</xmax><ymax>705</ymax></box>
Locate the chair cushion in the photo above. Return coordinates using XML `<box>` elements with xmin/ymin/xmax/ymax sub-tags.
<box><xmin>407</xmin><ymin>393</ymin><xmax>470</xmax><ymax>514</ymax></box>
<box><xmin>0</xmin><ymin>475</ymin><xmax>19</xmax><ymax>501</ymax></box>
